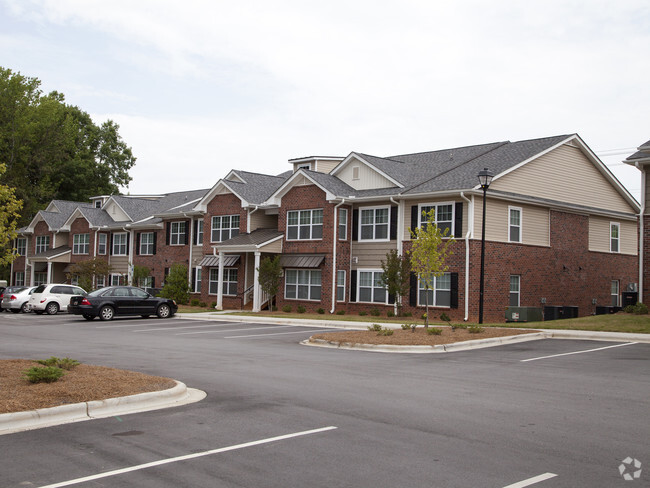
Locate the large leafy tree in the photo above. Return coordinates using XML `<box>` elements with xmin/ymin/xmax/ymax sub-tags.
<box><xmin>0</xmin><ymin>67</ymin><xmax>136</xmax><ymax>225</ymax></box>
<box><xmin>0</xmin><ymin>163</ymin><xmax>22</xmax><ymax>267</ymax></box>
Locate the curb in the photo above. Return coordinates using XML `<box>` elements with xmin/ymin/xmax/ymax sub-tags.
<box><xmin>0</xmin><ymin>381</ymin><xmax>206</xmax><ymax>436</ymax></box>
<box><xmin>302</xmin><ymin>331</ymin><xmax>548</xmax><ymax>353</ymax></box>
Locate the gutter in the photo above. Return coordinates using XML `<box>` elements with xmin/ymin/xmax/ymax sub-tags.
<box><xmin>247</xmin><ymin>206</ymin><xmax>259</xmax><ymax>234</ymax></box>
<box><xmin>460</xmin><ymin>192</ymin><xmax>473</xmax><ymax>321</ymax></box>
<box><xmin>331</xmin><ymin>199</ymin><xmax>346</xmax><ymax>314</ymax></box>
<box><xmin>182</xmin><ymin>212</ymin><xmax>194</xmax><ymax>286</ymax></box>
<box><xmin>636</xmin><ymin>162</ymin><xmax>645</xmax><ymax>302</ymax></box>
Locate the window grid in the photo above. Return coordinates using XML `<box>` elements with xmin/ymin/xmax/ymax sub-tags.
<box><xmin>97</xmin><ymin>234</ymin><xmax>107</xmax><ymax>255</ymax></box>
<box><xmin>610</xmin><ymin>223</ymin><xmax>620</xmax><ymax>253</ymax></box>
<box><xmin>509</xmin><ymin>275</ymin><xmax>521</xmax><ymax>307</ymax></box>
<box><xmin>418</xmin><ymin>273</ymin><xmax>451</xmax><ymax>307</ymax></box>
<box><xmin>73</xmin><ymin>234</ymin><xmax>90</xmax><ymax>255</ymax></box>
<box><xmin>611</xmin><ymin>280</ymin><xmax>620</xmax><ymax>307</ymax></box>
<box><xmin>15</xmin><ymin>271</ymin><xmax>25</xmax><ymax>286</ymax></box>
<box><xmin>419</xmin><ymin>203</ymin><xmax>453</xmax><ymax>236</ymax></box>
<box><xmin>140</xmin><ymin>232</ymin><xmax>154</xmax><ymax>255</ymax></box>
<box><xmin>35</xmin><ymin>236</ymin><xmax>50</xmax><ymax>254</ymax></box>
<box><xmin>194</xmin><ymin>268</ymin><xmax>202</xmax><ymax>293</ymax></box>
<box><xmin>287</xmin><ymin>209</ymin><xmax>323</xmax><ymax>240</ymax></box>
<box><xmin>338</xmin><ymin>208</ymin><xmax>348</xmax><ymax>240</ymax></box>
<box><xmin>34</xmin><ymin>272</ymin><xmax>47</xmax><ymax>285</ymax></box>
<box><xmin>358</xmin><ymin>270</ymin><xmax>387</xmax><ymax>303</ymax></box>
<box><xmin>196</xmin><ymin>220</ymin><xmax>203</xmax><ymax>245</ymax></box>
<box><xmin>360</xmin><ymin>207</ymin><xmax>389</xmax><ymax>241</ymax></box>
<box><xmin>285</xmin><ymin>269</ymin><xmax>322</xmax><ymax>301</ymax></box>
<box><xmin>112</xmin><ymin>233</ymin><xmax>127</xmax><ymax>256</ymax></box>
<box><xmin>170</xmin><ymin>221</ymin><xmax>186</xmax><ymax>246</ymax></box>
<box><xmin>509</xmin><ymin>207</ymin><xmax>522</xmax><ymax>243</ymax></box>
<box><xmin>211</xmin><ymin>215</ymin><xmax>240</xmax><ymax>242</ymax></box>
<box><xmin>208</xmin><ymin>268</ymin><xmax>238</xmax><ymax>295</ymax></box>
<box><xmin>16</xmin><ymin>238</ymin><xmax>26</xmax><ymax>256</ymax></box>
<box><xmin>336</xmin><ymin>270</ymin><xmax>346</xmax><ymax>302</ymax></box>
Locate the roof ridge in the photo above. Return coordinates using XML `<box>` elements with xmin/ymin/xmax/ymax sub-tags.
<box><xmin>388</xmin><ymin>141</ymin><xmax>507</xmax><ymax>159</ymax></box>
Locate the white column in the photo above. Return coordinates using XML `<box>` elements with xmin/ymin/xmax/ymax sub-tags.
<box><xmin>47</xmin><ymin>261</ymin><xmax>52</xmax><ymax>283</ymax></box>
<box><xmin>216</xmin><ymin>250</ymin><xmax>225</xmax><ymax>310</ymax></box>
<box><xmin>253</xmin><ymin>251</ymin><xmax>261</xmax><ymax>312</ymax></box>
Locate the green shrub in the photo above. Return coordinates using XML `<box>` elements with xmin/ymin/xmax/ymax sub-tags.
<box><xmin>297</xmin><ymin>305</ymin><xmax>306</xmax><ymax>314</ymax></box>
<box><xmin>190</xmin><ymin>299</ymin><xmax>200</xmax><ymax>307</ymax></box>
<box><xmin>23</xmin><ymin>366</ymin><xmax>65</xmax><ymax>383</ymax></box>
<box><xmin>386</xmin><ymin>310</ymin><xmax>395</xmax><ymax>317</ymax></box>
<box><xmin>210</xmin><ymin>301</ymin><xmax>217</xmax><ymax>309</ymax></box>
<box><xmin>451</xmin><ymin>324</ymin><xmax>467</xmax><ymax>331</ymax></box>
<box><xmin>633</xmin><ymin>303</ymin><xmax>649</xmax><ymax>315</ymax></box>
<box><xmin>421</xmin><ymin>313</ymin><xmax>428</xmax><ymax>320</ymax></box>
<box><xmin>403</xmin><ymin>311</ymin><xmax>412</xmax><ymax>317</ymax></box>
<box><xmin>199</xmin><ymin>301</ymin><xmax>207</xmax><ymax>307</ymax></box>
<box><xmin>359</xmin><ymin>311</ymin><xmax>368</xmax><ymax>316</ymax></box>
<box><xmin>370</xmin><ymin>308</ymin><xmax>380</xmax><ymax>316</ymax></box>
<box><xmin>440</xmin><ymin>312</ymin><xmax>451</xmax><ymax>325</ymax></box>
<box><xmin>317</xmin><ymin>308</ymin><xmax>325</xmax><ymax>314</ymax></box>
<box><xmin>468</xmin><ymin>326</ymin><xmax>484</xmax><ymax>334</ymax></box>
<box><xmin>336</xmin><ymin>310</ymin><xmax>346</xmax><ymax>315</ymax></box>
<box><xmin>368</xmin><ymin>323</ymin><xmax>383</xmax><ymax>332</ymax></box>
<box><xmin>426</xmin><ymin>327</ymin><xmax>443</xmax><ymax>335</ymax></box>
<box><xmin>377</xmin><ymin>328</ymin><xmax>394</xmax><ymax>336</ymax></box>
<box><xmin>36</xmin><ymin>357</ymin><xmax>80</xmax><ymax>370</ymax></box>
<box><xmin>624</xmin><ymin>305</ymin><xmax>635</xmax><ymax>313</ymax></box>
<box><xmin>401</xmin><ymin>323</ymin><xmax>411</xmax><ymax>330</ymax></box>
<box><xmin>282</xmin><ymin>305</ymin><xmax>292</xmax><ymax>313</ymax></box>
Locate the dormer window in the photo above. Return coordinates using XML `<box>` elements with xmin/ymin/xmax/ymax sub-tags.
<box><xmin>298</xmin><ymin>163</ymin><xmax>311</xmax><ymax>170</ymax></box>
<box><xmin>95</xmin><ymin>200</ymin><xmax>102</xmax><ymax>208</ymax></box>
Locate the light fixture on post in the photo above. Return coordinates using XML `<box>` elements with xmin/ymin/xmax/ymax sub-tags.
<box><xmin>477</xmin><ymin>167</ymin><xmax>493</xmax><ymax>324</ymax></box>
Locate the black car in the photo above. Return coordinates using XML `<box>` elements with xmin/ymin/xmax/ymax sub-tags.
<box><xmin>68</xmin><ymin>286</ymin><xmax>177</xmax><ymax>321</ymax></box>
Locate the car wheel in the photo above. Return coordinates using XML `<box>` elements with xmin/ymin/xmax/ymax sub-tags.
<box><xmin>99</xmin><ymin>306</ymin><xmax>114</xmax><ymax>321</ymax></box>
<box><xmin>11</xmin><ymin>309</ymin><xmax>21</xmax><ymax>314</ymax></box>
<box><xmin>83</xmin><ymin>314</ymin><xmax>95</xmax><ymax>321</ymax></box>
<box><xmin>46</xmin><ymin>302</ymin><xmax>59</xmax><ymax>315</ymax></box>
<box><xmin>156</xmin><ymin>304</ymin><xmax>171</xmax><ymax>319</ymax></box>
<box><xmin>20</xmin><ymin>303</ymin><xmax>29</xmax><ymax>313</ymax></box>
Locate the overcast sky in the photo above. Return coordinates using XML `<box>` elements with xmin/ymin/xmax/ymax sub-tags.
<box><xmin>2</xmin><ymin>0</ymin><xmax>648</xmax><ymax>200</ymax></box>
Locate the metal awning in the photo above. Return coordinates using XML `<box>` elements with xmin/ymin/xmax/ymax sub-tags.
<box><xmin>279</xmin><ymin>254</ymin><xmax>325</xmax><ymax>268</ymax></box>
<box><xmin>198</xmin><ymin>255</ymin><xmax>240</xmax><ymax>267</ymax></box>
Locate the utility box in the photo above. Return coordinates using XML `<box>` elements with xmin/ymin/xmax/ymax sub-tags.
<box><xmin>622</xmin><ymin>292</ymin><xmax>638</xmax><ymax>308</ymax></box>
<box><xmin>562</xmin><ymin>306</ymin><xmax>579</xmax><ymax>319</ymax></box>
<box><xmin>544</xmin><ymin>306</ymin><xmax>563</xmax><ymax>321</ymax></box>
<box><xmin>505</xmin><ymin>306</ymin><xmax>543</xmax><ymax>322</ymax></box>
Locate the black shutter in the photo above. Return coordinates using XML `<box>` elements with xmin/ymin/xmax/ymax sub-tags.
<box><xmin>152</xmin><ymin>232</ymin><xmax>157</xmax><ymax>255</ymax></box>
<box><xmin>110</xmin><ymin>234</ymin><xmax>114</xmax><ymax>256</ymax></box>
<box><xmin>126</xmin><ymin>233</ymin><xmax>130</xmax><ymax>256</ymax></box>
<box><xmin>388</xmin><ymin>292</ymin><xmax>395</xmax><ymax>305</ymax></box>
<box><xmin>136</xmin><ymin>233</ymin><xmax>140</xmax><ymax>255</ymax></box>
<box><xmin>151</xmin><ymin>277</ymin><xmax>155</xmax><ymax>288</ymax></box>
<box><xmin>454</xmin><ymin>202</ymin><xmax>463</xmax><ymax>238</ymax></box>
<box><xmin>410</xmin><ymin>205</ymin><xmax>419</xmax><ymax>233</ymax></box>
<box><xmin>166</xmin><ymin>222</ymin><xmax>170</xmax><ymax>245</ymax></box>
<box><xmin>184</xmin><ymin>220</ymin><xmax>189</xmax><ymax>245</ymax></box>
<box><xmin>390</xmin><ymin>206</ymin><xmax>398</xmax><ymax>240</ymax></box>
<box><xmin>193</xmin><ymin>219</ymin><xmax>199</xmax><ymax>245</ymax></box>
<box><xmin>409</xmin><ymin>272</ymin><xmax>417</xmax><ymax>307</ymax></box>
<box><xmin>191</xmin><ymin>268</ymin><xmax>196</xmax><ymax>292</ymax></box>
<box><xmin>352</xmin><ymin>209</ymin><xmax>359</xmax><ymax>241</ymax></box>
<box><xmin>350</xmin><ymin>270</ymin><xmax>357</xmax><ymax>302</ymax></box>
<box><xmin>450</xmin><ymin>272</ymin><xmax>459</xmax><ymax>309</ymax></box>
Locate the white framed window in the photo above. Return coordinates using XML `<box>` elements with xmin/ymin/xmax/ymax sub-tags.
<box><xmin>96</xmin><ymin>275</ymin><xmax>106</xmax><ymax>289</ymax></box>
<box><xmin>97</xmin><ymin>233</ymin><xmax>107</xmax><ymax>255</ymax></box>
<box><xmin>194</xmin><ymin>268</ymin><xmax>202</xmax><ymax>293</ymax></box>
<box><xmin>95</xmin><ymin>200</ymin><xmax>102</xmax><ymax>208</ymax></box>
<box><xmin>170</xmin><ymin>221</ymin><xmax>186</xmax><ymax>246</ymax></box>
<box><xmin>418</xmin><ymin>273</ymin><xmax>451</xmax><ymax>307</ymax></box>
<box><xmin>287</xmin><ymin>209</ymin><xmax>323</xmax><ymax>240</ymax></box>
<box><xmin>359</xmin><ymin>206</ymin><xmax>390</xmax><ymax>241</ymax></box>
<box><xmin>110</xmin><ymin>274</ymin><xmax>125</xmax><ymax>286</ymax></box>
<box><xmin>611</xmin><ymin>280</ymin><xmax>620</xmax><ymax>307</ymax></box>
<box><xmin>208</xmin><ymin>268</ymin><xmax>238</xmax><ymax>295</ymax></box>
<box><xmin>15</xmin><ymin>238</ymin><xmax>26</xmax><ymax>256</ymax></box>
<box><xmin>297</xmin><ymin>163</ymin><xmax>311</xmax><ymax>170</ymax></box>
<box><xmin>35</xmin><ymin>236</ymin><xmax>49</xmax><ymax>254</ymax></box>
<box><xmin>140</xmin><ymin>232</ymin><xmax>154</xmax><ymax>255</ymax></box>
<box><xmin>140</xmin><ymin>276</ymin><xmax>153</xmax><ymax>288</ymax></box>
<box><xmin>211</xmin><ymin>215</ymin><xmax>240</xmax><ymax>242</ymax></box>
<box><xmin>336</xmin><ymin>270</ymin><xmax>346</xmax><ymax>302</ymax></box>
<box><xmin>15</xmin><ymin>271</ymin><xmax>25</xmax><ymax>286</ymax></box>
<box><xmin>610</xmin><ymin>222</ymin><xmax>620</xmax><ymax>253</ymax></box>
<box><xmin>338</xmin><ymin>208</ymin><xmax>348</xmax><ymax>240</ymax></box>
<box><xmin>419</xmin><ymin>203</ymin><xmax>454</xmax><ymax>236</ymax></box>
<box><xmin>73</xmin><ymin>233</ymin><xmax>90</xmax><ymax>255</ymax></box>
<box><xmin>70</xmin><ymin>275</ymin><xmax>79</xmax><ymax>286</ymax></box>
<box><xmin>196</xmin><ymin>220</ymin><xmax>203</xmax><ymax>245</ymax></box>
<box><xmin>509</xmin><ymin>207</ymin><xmax>522</xmax><ymax>243</ymax></box>
<box><xmin>34</xmin><ymin>272</ymin><xmax>47</xmax><ymax>285</ymax></box>
<box><xmin>285</xmin><ymin>269</ymin><xmax>322</xmax><ymax>301</ymax></box>
<box><xmin>509</xmin><ymin>275</ymin><xmax>520</xmax><ymax>307</ymax></box>
<box><xmin>358</xmin><ymin>270</ymin><xmax>387</xmax><ymax>303</ymax></box>
<box><xmin>112</xmin><ymin>233</ymin><xmax>127</xmax><ymax>256</ymax></box>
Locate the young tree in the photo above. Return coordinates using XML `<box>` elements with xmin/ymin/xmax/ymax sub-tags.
<box><xmin>257</xmin><ymin>255</ymin><xmax>282</xmax><ymax>311</ymax></box>
<box><xmin>408</xmin><ymin>209</ymin><xmax>455</xmax><ymax>327</ymax></box>
<box><xmin>379</xmin><ymin>249</ymin><xmax>411</xmax><ymax>317</ymax></box>
<box><xmin>159</xmin><ymin>264</ymin><xmax>190</xmax><ymax>304</ymax></box>
<box><xmin>0</xmin><ymin>163</ymin><xmax>22</xmax><ymax>269</ymax></box>
<box><xmin>132</xmin><ymin>265</ymin><xmax>151</xmax><ymax>288</ymax></box>
<box><xmin>65</xmin><ymin>258</ymin><xmax>112</xmax><ymax>292</ymax></box>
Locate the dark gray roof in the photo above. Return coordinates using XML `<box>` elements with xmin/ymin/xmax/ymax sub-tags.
<box><xmin>198</xmin><ymin>255</ymin><xmax>240</xmax><ymax>267</ymax></box>
<box><xmin>301</xmin><ymin>170</ymin><xmax>358</xmax><ymax>197</ymax></box>
<box><xmin>625</xmin><ymin>139</ymin><xmax>650</xmax><ymax>162</ymax></box>
<box><xmin>279</xmin><ymin>253</ymin><xmax>325</xmax><ymax>268</ymax></box>
<box><xmin>223</xmin><ymin>172</ymin><xmax>287</xmax><ymax>205</ymax></box>
<box><xmin>31</xmin><ymin>245</ymin><xmax>71</xmax><ymax>260</ymax></box>
<box><xmin>153</xmin><ymin>189</ymin><xmax>210</xmax><ymax>216</ymax></box>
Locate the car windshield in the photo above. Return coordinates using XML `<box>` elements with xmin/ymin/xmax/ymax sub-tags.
<box><xmin>33</xmin><ymin>285</ymin><xmax>47</xmax><ymax>294</ymax></box>
<box><xmin>88</xmin><ymin>288</ymin><xmax>110</xmax><ymax>297</ymax></box>
<box><xmin>6</xmin><ymin>287</ymin><xmax>27</xmax><ymax>293</ymax></box>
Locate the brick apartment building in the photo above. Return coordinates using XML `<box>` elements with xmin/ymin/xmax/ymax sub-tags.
<box><xmin>10</xmin><ymin>134</ymin><xmax>640</xmax><ymax>322</ymax></box>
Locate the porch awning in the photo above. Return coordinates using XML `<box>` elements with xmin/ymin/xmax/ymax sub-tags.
<box><xmin>198</xmin><ymin>255</ymin><xmax>240</xmax><ymax>267</ymax></box>
<box><xmin>279</xmin><ymin>254</ymin><xmax>325</xmax><ymax>268</ymax></box>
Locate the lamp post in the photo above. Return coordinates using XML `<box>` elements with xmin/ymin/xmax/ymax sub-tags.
<box><xmin>477</xmin><ymin>168</ymin><xmax>494</xmax><ymax>324</ymax></box>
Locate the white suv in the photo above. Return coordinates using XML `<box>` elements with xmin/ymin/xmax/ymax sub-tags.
<box><xmin>27</xmin><ymin>284</ymin><xmax>87</xmax><ymax>315</ymax></box>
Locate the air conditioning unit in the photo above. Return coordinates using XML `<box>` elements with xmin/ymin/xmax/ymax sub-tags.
<box><xmin>351</xmin><ymin>256</ymin><xmax>359</xmax><ymax>264</ymax></box>
<box><xmin>627</xmin><ymin>283</ymin><xmax>638</xmax><ymax>292</ymax></box>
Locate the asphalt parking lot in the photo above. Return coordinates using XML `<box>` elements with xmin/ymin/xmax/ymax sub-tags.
<box><xmin>0</xmin><ymin>312</ymin><xmax>648</xmax><ymax>487</ymax></box>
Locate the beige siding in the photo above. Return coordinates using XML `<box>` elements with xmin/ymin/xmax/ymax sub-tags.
<box><xmin>589</xmin><ymin>217</ymin><xmax>637</xmax><ymax>255</ymax></box>
<box><xmin>250</xmin><ymin>211</ymin><xmax>278</xmax><ymax>231</ymax></box>
<box><xmin>54</xmin><ymin>232</ymin><xmax>69</xmax><ymax>248</ymax></box>
<box><xmin>104</xmin><ymin>201</ymin><xmax>130</xmax><ymax>221</ymax></box>
<box><xmin>191</xmin><ymin>246</ymin><xmax>203</xmax><ymax>267</ymax></box>
<box><xmin>337</xmin><ymin>159</ymin><xmax>396</xmax><ymax>190</ymax></box>
<box><xmin>260</xmin><ymin>239</ymin><xmax>283</xmax><ymax>253</ymax></box>
<box><xmin>645</xmin><ymin>167</ymin><xmax>650</xmax><ymax>214</ymax></box>
<box><xmin>473</xmin><ymin>199</ymin><xmax>550</xmax><ymax>245</ymax></box>
<box><xmin>351</xmin><ymin>241</ymin><xmax>396</xmax><ymax>267</ymax></box>
<box><xmin>108</xmin><ymin>256</ymin><xmax>129</xmax><ymax>274</ymax></box>
<box><xmin>315</xmin><ymin>160</ymin><xmax>339</xmax><ymax>174</ymax></box>
<box><xmin>490</xmin><ymin>144</ymin><xmax>634</xmax><ymax>214</ymax></box>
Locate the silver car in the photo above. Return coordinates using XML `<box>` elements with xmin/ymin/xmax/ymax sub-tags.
<box><xmin>1</xmin><ymin>286</ymin><xmax>36</xmax><ymax>313</ymax></box>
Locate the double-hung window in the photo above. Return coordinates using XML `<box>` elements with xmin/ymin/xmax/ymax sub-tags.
<box><xmin>140</xmin><ymin>232</ymin><xmax>154</xmax><ymax>255</ymax></box>
<box><xmin>73</xmin><ymin>233</ymin><xmax>89</xmax><ymax>255</ymax></box>
<box><xmin>15</xmin><ymin>271</ymin><xmax>25</xmax><ymax>286</ymax></box>
<box><xmin>360</xmin><ymin>207</ymin><xmax>389</xmax><ymax>241</ymax></box>
<box><xmin>111</xmin><ymin>274</ymin><xmax>125</xmax><ymax>286</ymax></box>
<box><xmin>208</xmin><ymin>268</ymin><xmax>238</xmax><ymax>295</ymax></box>
<box><xmin>358</xmin><ymin>270</ymin><xmax>387</xmax><ymax>303</ymax></box>
<box><xmin>338</xmin><ymin>208</ymin><xmax>348</xmax><ymax>240</ymax></box>
<box><xmin>97</xmin><ymin>233</ymin><xmax>107</xmax><ymax>255</ymax></box>
<box><xmin>610</xmin><ymin>222</ymin><xmax>620</xmax><ymax>253</ymax></box>
<box><xmin>194</xmin><ymin>268</ymin><xmax>202</xmax><ymax>293</ymax></box>
<box><xmin>509</xmin><ymin>275</ymin><xmax>521</xmax><ymax>307</ymax></box>
<box><xmin>35</xmin><ymin>236</ymin><xmax>49</xmax><ymax>254</ymax></box>
<box><xmin>285</xmin><ymin>269</ymin><xmax>322</xmax><ymax>300</ymax></box>
<box><xmin>211</xmin><ymin>215</ymin><xmax>240</xmax><ymax>242</ymax></box>
<box><xmin>611</xmin><ymin>280</ymin><xmax>620</xmax><ymax>307</ymax></box>
<box><xmin>170</xmin><ymin>221</ymin><xmax>186</xmax><ymax>245</ymax></box>
<box><xmin>15</xmin><ymin>238</ymin><xmax>26</xmax><ymax>256</ymax></box>
<box><xmin>336</xmin><ymin>270</ymin><xmax>346</xmax><ymax>301</ymax></box>
<box><xmin>419</xmin><ymin>203</ymin><xmax>453</xmax><ymax>236</ymax></box>
<box><xmin>509</xmin><ymin>207</ymin><xmax>522</xmax><ymax>243</ymax></box>
<box><xmin>34</xmin><ymin>272</ymin><xmax>47</xmax><ymax>285</ymax></box>
<box><xmin>96</xmin><ymin>275</ymin><xmax>105</xmax><ymax>289</ymax></box>
<box><xmin>418</xmin><ymin>273</ymin><xmax>451</xmax><ymax>307</ymax></box>
<box><xmin>287</xmin><ymin>209</ymin><xmax>323</xmax><ymax>240</ymax></box>
<box><xmin>196</xmin><ymin>220</ymin><xmax>204</xmax><ymax>245</ymax></box>
<box><xmin>112</xmin><ymin>233</ymin><xmax>128</xmax><ymax>256</ymax></box>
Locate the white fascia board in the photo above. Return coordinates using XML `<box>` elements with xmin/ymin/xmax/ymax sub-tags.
<box><xmin>60</xmin><ymin>208</ymin><xmax>88</xmax><ymax>231</ymax></box>
<box><xmin>26</xmin><ymin>212</ymin><xmax>48</xmax><ymax>233</ymax></box>
<box><xmin>104</xmin><ymin>196</ymin><xmax>133</xmax><ymax>221</ymax></box>
<box><xmin>265</xmin><ymin>170</ymin><xmax>335</xmax><ymax>205</ymax></box>
<box><xmin>213</xmin><ymin>234</ymin><xmax>284</xmax><ymax>253</ymax></box>
<box><xmin>289</xmin><ymin>156</ymin><xmax>344</xmax><ymax>164</ymax></box>
<box><xmin>47</xmin><ymin>248</ymin><xmax>72</xmax><ymax>260</ymax></box>
<box><xmin>330</xmin><ymin>152</ymin><xmax>404</xmax><ymax>188</ymax></box>
<box><xmin>194</xmin><ymin>180</ymin><xmax>247</xmax><ymax>212</ymax></box>
<box><xmin>224</xmin><ymin>170</ymin><xmax>247</xmax><ymax>184</ymax></box>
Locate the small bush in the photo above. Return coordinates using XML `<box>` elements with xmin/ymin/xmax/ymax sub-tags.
<box><xmin>451</xmin><ymin>324</ymin><xmax>467</xmax><ymax>331</ymax></box>
<box><xmin>359</xmin><ymin>311</ymin><xmax>368</xmax><ymax>316</ymax></box>
<box><xmin>377</xmin><ymin>328</ymin><xmax>394</xmax><ymax>336</ymax></box>
<box><xmin>427</xmin><ymin>327</ymin><xmax>443</xmax><ymax>335</ymax></box>
<box><xmin>421</xmin><ymin>313</ymin><xmax>428</xmax><ymax>320</ymax></box>
<box><xmin>317</xmin><ymin>308</ymin><xmax>325</xmax><ymax>314</ymax></box>
<box><xmin>282</xmin><ymin>305</ymin><xmax>292</xmax><ymax>313</ymax></box>
<box><xmin>210</xmin><ymin>302</ymin><xmax>217</xmax><ymax>309</ymax></box>
<box><xmin>403</xmin><ymin>312</ymin><xmax>412</xmax><ymax>317</ymax></box>
<box><xmin>199</xmin><ymin>301</ymin><xmax>207</xmax><ymax>307</ymax></box>
<box><xmin>368</xmin><ymin>323</ymin><xmax>383</xmax><ymax>332</ymax></box>
<box><xmin>633</xmin><ymin>303</ymin><xmax>649</xmax><ymax>315</ymax></box>
<box><xmin>370</xmin><ymin>308</ymin><xmax>381</xmax><ymax>316</ymax></box>
<box><xmin>624</xmin><ymin>305</ymin><xmax>635</xmax><ymax>313</ymax></box>
<box><xmin>386</xmin><ymin>310</ymin><xmax>395</xmax><ymax>317</ymax></box>
<box><xmin>401</xmin><ymin>323</ymin><xmax>411</xmax><ymax>330</ymax></box>
<box><xmin>272</xmin><ymin>305</ymin><xmax>278</xmax><ymax>311</ymax></box>
<box><xmin>297</xmin><ymin>305</ymin><xmax>306</xmax><ymax>314</ymax></box>
<box><xmin>468</xmin><ymin>326</ymin><xmax>484</xmax><ymax>334</ymax></box>
<box><xmin>190</xmin><ymin>299</ymin><xmax>200</xmax><ymax>307</ymax></box>
<box><xmin>440</xmin><ymin>313</ymin><xmax>451</xmax><ymax>325</ymax></box>
<box><xmin>336</xmin><ymin>310</ymin><xmax>346</xmax><ymax>315</ymax></box>
<box><xmin>23</xmin><ymin>366</ymin><xmax>65</xmax><ymax>383</ymax></box>
<box><xmin>36</xmin><ymin>357</ymin><xmax>80</xmax><ymax>370</ymax></box>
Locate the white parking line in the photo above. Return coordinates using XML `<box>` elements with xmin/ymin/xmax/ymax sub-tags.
<box><xmin>521</xmin><ymin>342</ymin><xmax>638</xmax><ymax>362</ymax></box>
<box><xmin>176</xmin><ymin>324</ymin><xmax>301</xmax><ymax>336</ymax></box>
<box><xmin>36</xmin><ymin>426</ymin><xmax>337</xmax><ymax>488</ymax></box>
<box><xmin>502</xmin><ymin>472</ymin><xmax>557</xmax><ymax>487</ymax></box>
<box><xmin>133</xmin><ymin>323</ymin><xmax>236</xmax><ymax>333</ymax></box>
<box><xmin>225</xmin><ymin>328</ymin><xmax>336</xmax><ymax>339</ymax></box>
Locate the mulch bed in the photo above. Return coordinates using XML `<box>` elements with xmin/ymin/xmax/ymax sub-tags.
<box><xmin>0</xmin><ymin>360</ymin><xmax>176</xmax><ymax>414</ymax></box>
<box><xmin>311</xmin><ymin>326</ymin><xmax>537</xmax><ymax>346</ymax></box>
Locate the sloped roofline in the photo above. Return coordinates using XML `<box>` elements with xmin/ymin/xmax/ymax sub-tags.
<box><xmin>194</xmin><ymin>179</ymin><xmax>249</xmax><ymax>212</ymax></box>
<box><xmin>265</xmin><ymin>169</ymin><xmax>337</xmax><ymax>204</ymax></box>
<box><xmin>61</xmin><ymin>207</ymin><xmax>91</xmax><ymax>231</ymax></box>
<box><xmin>330</xmin><ymin>152</ymin><xmax>404</xmax><ymax>188</ymax></box>
<box><xmin>103</xmin><ymin>196</ymin><xmax>133</xmax><ymax>221</ymax></box>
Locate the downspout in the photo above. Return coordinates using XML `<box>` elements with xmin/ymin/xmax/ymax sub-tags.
<box><xmin>389</xmin><ymin>197</ymin><xmax>403</xmax><ymax>315</ymax></box>
<box><xmin>123</xmin><ymin>227</ymin><xmax>133</xmax><ymax>285</ymax></box>
<box><xmin>331</xmin><ymin>199</ymin><xmax>345</xmax><ymax>314</ymax></box>
<box><xmin>636</xmin><ymin>162</ymin><xmax>645</xmax><ymax>303</ymax></box>
<box><xmin>460</xmin><ymin>192</ymin><xmax>473</xmax><ymax>321</ymax></box>
<box><xmin>183</xmin><ymin>213</ymin><xmax>194</xmax><ymax>287</ymax></box>
<box><xmin>9</xmin><ymin>238</ymin><xmax>14</xmax><ymax>285</ymax></box>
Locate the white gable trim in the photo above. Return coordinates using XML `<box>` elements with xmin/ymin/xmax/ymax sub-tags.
<box><xmin>61</xmin><ymin>208</ymin><xmax>91</xmax><ymax>231</ymax></box>
<box><xmin>103</xmin><ymin>197</ymin><xmax>133</xmax><ymax>221</ymax></box>
<box><xmin>193</xmin><ymin>180</ymin><xmax>248</xmax><ymax>212</ymax></box>
<box><xmin>265</xmin><ymin>169</ymin><xmax>335</xmax><ymax>205</ymax></box>
<box><xmin>224</xmin><ymin>170</ymin><xmax>246</xmax><ymax>184</ymax></box>
<box><xmin>330</xmin><ymin>152</ymin><xmax>404</xmax><ymax>188</ymax></box>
